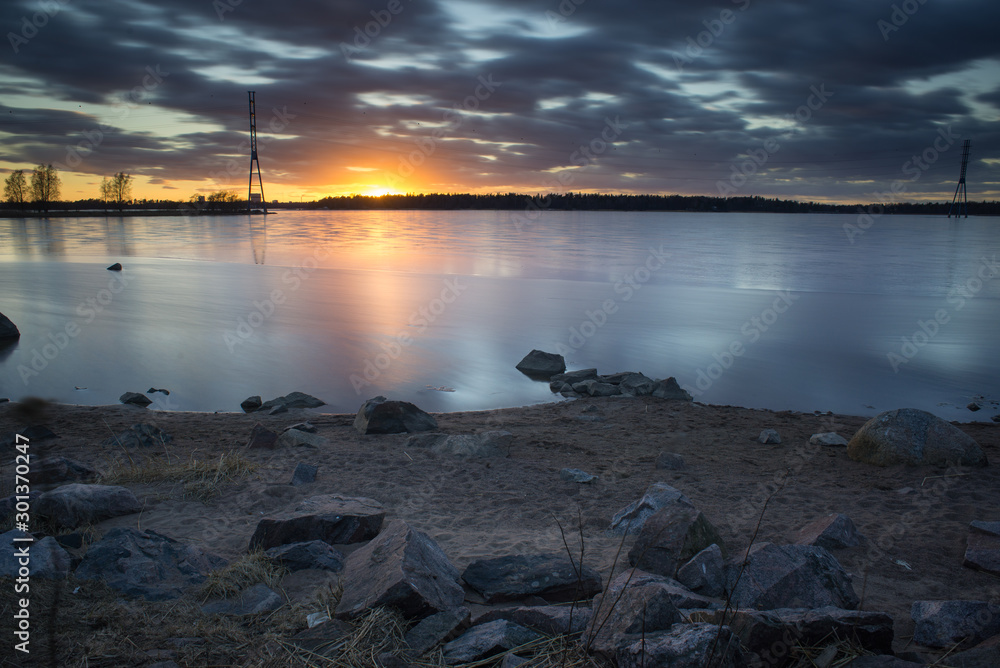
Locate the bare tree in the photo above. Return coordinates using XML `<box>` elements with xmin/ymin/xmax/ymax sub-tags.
<box><xmin>3</xmin><ymin>170</ymin><xmax>27</xmax><ymax>209</ymax></box>
<box><xmin>100</xmin><ymin>172</ymin><xmax>132</xmax><ymax>213</ymax></box>
<box><xmin>30</xmin><ymin>164</ymin><xmax>60</xmax><ymax>212</ymax></box>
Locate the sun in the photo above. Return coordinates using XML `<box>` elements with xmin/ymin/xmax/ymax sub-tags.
<box><xmin>363</xmin><ymin>187</ymin><xmax>403</xmax><ymax>197</ymax></box>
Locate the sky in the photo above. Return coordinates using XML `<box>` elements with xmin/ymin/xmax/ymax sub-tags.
<box><xmin>1</xmin><ymin>0</ymin><xmax>998</xmax><ymax>204</ymax></box>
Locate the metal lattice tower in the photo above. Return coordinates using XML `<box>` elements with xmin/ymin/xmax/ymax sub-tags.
<box><xmin>947</xmin><ymin>139</ymin><xmax>971</xmax><ymax>218</ymax></box>
<box><xmin>248</xmin><ymin>91</ymin><xmax>267</xmax><ymax>214</ymax></box>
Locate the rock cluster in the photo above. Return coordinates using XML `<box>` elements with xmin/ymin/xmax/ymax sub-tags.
<box><xmin>548</xmin><ymin>368</ymin><xmax>693</xmax><ymax>400</ymax></box>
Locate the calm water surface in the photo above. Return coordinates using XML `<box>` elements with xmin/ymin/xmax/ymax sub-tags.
<box><xmin>0</xmin><ymin>211</ymin><xmax>997</xmax><ymax>421</ymax></box>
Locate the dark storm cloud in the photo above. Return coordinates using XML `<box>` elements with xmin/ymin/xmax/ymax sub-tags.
<box><xmin>1</xmin><ymin>0</ymin><xmax>998</xmax><ymax>200</ymax></box>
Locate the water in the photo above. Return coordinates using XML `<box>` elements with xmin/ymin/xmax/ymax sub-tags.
<box><xmin>0</xmin><ymin>211</ymin><xmax>997</xmax><ymax>421</ymax></box>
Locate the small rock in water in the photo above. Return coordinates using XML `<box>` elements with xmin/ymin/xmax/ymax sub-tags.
<box><xmin>107</xmin><ymin>262</ymin><xmax>122</xmax><ymax>271</ymax></box>
<box><xmin>968</xmin><ymin>402</ymin><xmax>982</xmax><ymax>412</ymax></box>
<box><xmin>560</xmin><ymin>468</ymin><xmax>597</xmax><ymax>483</ymax></box>
<box><xmin>120</xmin><ymin>392</ymin><xmax>152</xmax><ymax>407</ymax></box>
<box><xmin>147</xmin><ymin>388</ymin><xmax>170</xmax><ymax>395</ymax></box>
<box><xmin>758</xmin><ymin>428</ymin><xmax>781</xmax><ymax>444</ymax></box>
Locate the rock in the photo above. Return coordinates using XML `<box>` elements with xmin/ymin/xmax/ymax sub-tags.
<box><xmin>795</xmin><ymin>513</ymin><xmax>862</xmax><ymax>549</ymax></box>
<box><xmin>258</xmin><ymin>391</ymin><xmax>325</xmax><ymax>412</ymax></box>
<box><xmin>265</xmin><ymin>540</ymin><xmax>344</xmax><ymax>572</ymax></box>
<box><xmin>202</xmin><ymin>583</ymin><xmax>283</xmax><ymax>616</ymax></box>
<box><xmin>405</xmin><ymin>431</ymin><xmax>512</xmax><ymax>458</ymax></box>
<box><xmin>584</xmin><ymin>569</ymin><xmax>684</xmax><ymax>657</ymax></box>
<box><xmin>248</xmin><ymin>494</ymin><xmax>385</xmax><ymax>550</ymax></box>
<box><xmin>120</xmin><ymin>391</ymin><xmax>152</xmax><ymax>407</ymax></box>
<box><xmin>0</xmin><ymin>491</ymin><xmax>41</xmax><ymax>524</ymax></box>
<box><xmin>28</xmin><ymin>456</ymin><xmax>97</xmax><ymax>485</ymax></box>
<box><xmin>268</xmin><ymin>405</ymin><xmax>288</xmax><ymax>415</ymax></box>
<box><xmin>335</xmin><ymin>520</ymin><xmax>464</xmax><ymax>620</ymax></box>
<box><xmin>847</xmin><ymin>408</ymin><xmax>987</xmax><ymax>467</ymax></box>
<box><xmin>549</xmin><ymin>369</ymin><xmax>598</xmax><ymax>386</ymax></box>
<box><xmin>608</xmin><ymin>482</ymin><xmax>692</xmax><ymax>536</ymax></box>
<box><xmin>245</xmin><ymin>423</ymin><xmax>278</xmax><ymax>449</ymax></box>
<box><xmin>628</xmin><ymin>500</ymin><xmax>726</xmax><ymax>578</ymax></box>
<box><xmin>354</xmin><ymin>396</ymin><xmax>438</xmax><ymax>434</ymax></box>
<box><xmin>616</xmin><ymin>623</ymin><xmax>746</xmax><ymax>668</ymax></box>
<box><xmin>240</xmin><ymin>396</ymin><xmax>263</xmax><ymax>413</ymax></box>
<box><xmin>107</xmin><ymin>262</ymin><xmax>122</xmax><ymax>271</ymax></box>
<box><xmin>306</xmin><ymin>612</ymin><xmax>330</xmax><ymax>628</ymax></box>
<box><xmin>725</xmin><ymin>542</ymin><xmax>859</xmax><ymax>610</ymax></box>
<box><xmin>549</xmin><ymin>380</ymin><xmax>572</xmax><ymax>393</ymax></box>
<box><xmin>560</xmin><ymin>468</ymin><xmax>597</xmax><ymax>483</ymax></box>
<box><xmin>473</xmin><ymin>604</ymin><xmax>592</xmax><ymax>635</ymax></box>
<box><xmin>619</xmin><ymin>372</ymin><xmax>657</xmax><ymax>396</ymax></box>
<box><xmin>442</xmin><ymin>620</ymin><xmax>542</xmax><ymax>665</ymax></box>
<box><xmin>276</xmin><ymin>428</ymin><xmax>328</xmax><ymax>449</ymax></box>
<box><xmin>289</xmin><ymin>619</ymin><xmax>352</xmax><ymax>657</ymax></box>
<box><xmin>515</xmin><ymin>349</ymin><xmax>566</xmax><ymax>379</ymax></box>
<box><xmin>810</xmin><ymin>432</ymin><xmax>849</xmax><ymax>446</ymax></box>
<box><xmin>964</xmin><ymin>521</ymin><xmax>1000</xmax><ymax>575</ymax></box>
<box><xmin>290</xmin><ymin>462</ymin><xmax>318</xmax><ymax>486</ymax></box>
<box><xmin>911</xmin><ymin>600</ymin><xmax>1000</xmax><ymax>648</ymax></box>
<box><xmin>946</xmin><ymin>634</ymin><xmax>1000</xmax><ymax>668</ymax></box>
<box><xmin>651</xmin><ymin>377</ymin><xmax>693</xmax><ymax>401</ymax></box>
<box><xmin>692</xmin><ymin>606</ymin><xmax>894</xmax><ymax>658</ymax></box>
<box><xmin>75</xmin><ymin>527</ymin><xmax>226</xmax><ymax>601</ymax></box>
<box><xmin>0</xmin><ymin>425</ymin><xmax>58</xmax><ymax>447</ymax></box>
<box><xmin>0</xmin><ymin>311</ymin><xmax>20</xmax><ymax>340</ymax></box>
<box><xmin>572</xmin><ymin>379</ymin><xmax>620</xmax><ymax>397</ymax></box>
<box><xmin>0</xmin><ymin>529</ymin><xmax>71</xmax><ymax>579</ymax></box>
<box><xmin>968</xmin><ymin>402</ymin><xmax>982</xmax><ymax>412</ymax></box>
<box><xmin>758</xmin><ymin>428</ymin><xmax>781</xmax><ymax>444</ymax></box>
<box><xmin>655</xmin><ymin>452</ymin><xmax>687</xmax><ymax>470</ymax></box>
<box><xmin>35</xmin><ymin>483</ymin><xmax>141</xmax><ymax>530</ymax></box>
<box><xmin>677</xmin><ymin>544</ymin><xmax>726</xmax><ymax>598</ymax></box>
<box><xmin>147</xmin><ymin>387</ymin><xmax>169</xmax><ymax>395</ymax></box>
<box><xmin>103</xmin><ymin>423</ymin><xmax>172</xmax><ymax>449</ymax></box>
<box><xmin>286</xmin><ymin>422</ymin><xmax>317</xmax><ymax>433</ymax></box>
<box><xmin>404</xmin><ymin>607</ymin><xmax>470</xmax><ymax>656</ymax></box>
<box><xmin>462</xmin><ymin>553</ymin><xmax>602</xmax><ymax>604</ymax></box>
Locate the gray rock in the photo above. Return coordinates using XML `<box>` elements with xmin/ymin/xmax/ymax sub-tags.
<box><xmin>677</xmin><ymin>544</ymin><xmax>726</xmax><ymax>598</ymax></box>
<box><xmin>202</xmin><ymin>583</ymin><xmax>283</xmax><ymax>616</ymax></box>
<box><xmin>964</xmin><ymin>522</ymin><xmax>1000</xmax><ymax>576</ymax></box>
<box><xmin>35</xmin><ymin>483</ymin><xmax>141</xmax><ymax>530</ymax></box>
<box><xmin>107</xmin><ymin>262</ymin><xmax>122</xmax><ymax>271</ymax></box>
<box><xmin>655</xmin><ymin>452</ymin><xmax>686</xmax><ymax>470</ymax></box>
<box><xmin>795</xmin><ymin>513</ymin><xmax>862</xmax><ymax>549</ymax></box>
<box><xmin>404</xmin><ymin>607</ymin><xmax>470</xmax><ymax>656</ymax></box>
<box><xmin>946</xmin><ymin>634</ymin><xmax>1000</xmax><ymax>668</ymax></box>
<box><xmin>354</xmin><ymin>396</ymin><xmax>438</xmax><ymax>434</ymax></box>
<box><xmin>442</xmin><ymin>620</ymin><xmax>542</xmax><ymax>665</ymax></box>
<box><xmin>286</xmin><ymin>422</ymin><xmax>317</xmax><ymax>433</ymax></box>
<box><xmin>0</xmin><ymin>530</ymin><xmax>71</xmax><ymax>579</ymax></box>
<box><xmin>473</xmin><ymin>604</ymin><xmax>592</xmax><ymax>635</ymax></box>
<box><xmin>651</xmin><ymin>377</ymin><xmax>693</xmax><ymax>401</ymax></box>
<box><xmin>290</xmin><ymin>462</ymin><xmax>319</xmax><ymax>486</ymax></box>
<box><xmin>28</xmin><ymin>456</ymin><xmax>97</xmax><ymax>485</ymax></box>
<box><xmin>619</xmin><ymin>372</ymin><xmax>657</xmax><ymax>396</ymax></box>
<box><xmin>0</xmin><ymin>311</ymin><xmax>19</xmax><ymax>340</ymax></box>
<box><xmin>549</xmin><ymin>368</ymin><xmax>598</xmax><ymax>386</ymax></box>
<box><xmin>628</xmin><ymin>499</ymin><xmax>726</xmax><ymax>578</ymax></box>
<box><xmin>335</xmin><ymin>519</ymin><xmax>464</xmax><ymax>620</ymax></box>
<box><xmin>515</xmin><ymin>349</ymin><xmax>566</xmax><ymax>379</ymax></box>
<box><xmin>584</xmin><ymin>569</ymin><xmax>684</xmax><ymax>658</ymax></box>
<box><xmin>758</xmin><ymin>428</ymin><xmax>781</xmax><ymax>444</ymax></box>
<box><xmin>810</xmin><ymin>432</ymin><xmax>849</xmax><ymax>446</ymax></box>
<box><xmin>103</xmin><ymin>423</ymin><xmax>172</xmax><ymax>449</ymax></box>
<box><xmin>75</xmin><ymin>527</ymin><xmax>226</xmax><ymax>601</ymax></box>
<box><xmin>616</xmin><ymin>623</ymin><xmax>746</xmax><ymax>668</ymax></box>
<box><xmin>240</xmin><ymin>396</ymin><xmax>262</xmax><ymax>413</ymax></box>
<box><xmin>268</xmin><ymin>405</ymin><xmax>288</xmax><ymax>415</ymax></box>
<box><xmin>572</xmin><ymin>379</ymin><xmax>621</xmax><ymax>397</ymax></box>
<box><xmin>119</xmin><ymin>391</ymin><xmax>152</xmax><ymax>407</ymax></box>
<box><xmin>725</xmin><ymin>542</ymin><xmax>859</xmax><ymax>610</ymax></box>
<box><xmin>560</xmin><ymin>468</ymin><xmax>597</xmax><ymax>483</ymax></box>
<box><xmin>258</xmin><ymin>391</ymin><xmax>325</xmax><ymax>412</ymax></box>
<box><xmin>968</xmin><ymin>402</ymin><xmax>982</xmax><ymax>412</ymax></box>
<box><xmin>608</xmin><ymin>482</ymin><xmax>691</xmax><ymax>536</ymax></box>
<box><xmin>847</xmin><ymin>408</ymin><xmax>987</xmax><ymax>467</ymax></box>
<box><xmin>405</xmin><ymin>431</ymin><xmax>512</xmax><ymax>458</ymax></box>
<box><xmin>248</xmin><ymin>494</ymin><xmax>385</xmax><ymax>550</ymax></box>
<box><xmin>598</xmin><ymin>371</ymin><xmax>638</xmax><ymax>385</ymax></box>
<box><xmin>549</xmin><ymin>380</ymin><xmax>572</xmax><ymax>393</ymax></box>
<box><xmin>462</xmin><ymin>553</ymin><xmax>602</xmax><ymax>604</ymax></box>
<box><xmin>245</xmin><ymin>423</ymin><xmax>278</xmax><ymax>449</ymax></box>
<box><xmin>265</xmin><ymin>540</ymin><xmax>344</xmax><ymax>572</ymax></box>
<box><xmin>289</xmin><ymin>619</ymin><xmax>353</xmax><ymax>656</ymax></box>
<box><xmin>911</xmin><ymin>600</ymin><xmax>1000</xmax><ymax>648</ymax></box>
<box><xmin>276</xmin><ymin>428</ymin><xmax>328</xmax><ymax>449</ymax></box>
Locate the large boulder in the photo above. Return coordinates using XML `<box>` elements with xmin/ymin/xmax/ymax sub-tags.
<box><xmin>616</xmin><ymin>623</ymin><xmax>746</xmax><ymax>668</ymax></box>
<box><xmin>795</xmin><ymin>513</ymin><xmax>862</xmax><ymax>549</ymax></box>
<box><xmin>34</xmin><ymin>483</ymin><xmax>141</xmax><ymax>530</ymax></box>
<box><xmin>461</xmin><ymin>553</ymin><xmax>602</xmax><ymax>604</ymax></box>
<box><xmin>405</xmin><ymin>431</ymin><xmax>513</xmax><ymax>458</ymax></box>
<box><xmin>245</xmin><ymin>423</ymin><xmax>278</xmax><ymax>449</ymax></box>
<box><xmin>275</xmin><ymin>428</ymin><xmax>328</xmax><ymax>448</ymax></box>
<box><xmin>515</xmin><ymin>349</ymin><xmax>566</xmax><ymax>379</ymax></box>
<box><xmin>335</xmin><ymin>520</ymin><xmax>464</xmax><ymax>620</ymax></box>
<box><xmin>258</xmin><ymin>391</ymin><xmax>325</xmax><ymax>412</ymax></box>
<box><xmin>608</xmin><ymin>482</ymin><xmax>691</xmax><ymax>536</ymax></box>
<box><xmin>651</xmin><ymin>377</ymin><xmax>693</xmax><ymax>401</ymax></box>
<box><xmin>725</xmin><ymin>542</ymin><xmax>859</xmax><ymax>610</ymax></box>
<box><xmin>75</xmin><ymin>527</ymin><xmax>226</xmax><ymax>600</ymax></box>
<box><xmin>102</xmin><ymin>423</ymin><xmax>172</xmax><ymax>449</ymax></box>
<box><xmin>265</xmin><ymin>540</ymin><xmax>344</xmax><ymax>572</ymax></box>
<box><xmin>549</xmin><ymin>369</ymin><xmax>599</xmax><ymax>389</ymax></box>
<box><xmin>248</xmin><ymin>494</ymin><xmax>384</xmax><ymax>550</ymax></box>
<box><xmin>618</xmin><ymin>372</ymin><xmax>658</xmax><ymax>396</ymax></box>
<box><xmin>0</xmin><ymin>312</ymin><xmax>20</xmax><ymax>340</ymax></box>
<box><xmin>584</xmin><ymin>569</ymin><xmax>684</xmax><ymax>658</ymax></box>
<box><xmin>404</xmin><ymin>607</ymin><xmax>471</xmax><ymax>656</ymax></box>
<box><xmin>628</xmin><ymin>501</ymin><xmax>726</xmax><ymax>578</ymax></box>
<box><xmin>119</xmin><ymin>392</ymin><xmax>152</xmax><ymax>407</ymax></box>
<box><xmin>442</xmin><ymin>620</ymin><xmax>541</xmax><ymax>665</ymax></box>
<box><xmin>473</xmin><ymin>604</ymin><xmax>592</xmax><ymax>635</ymax></box>
<box><xmin>0</xmin><ymin>529</ymin><xmax>71</xmax><ymax>579</ymax></box>
<box><xmin>911</xmin><ymin>600</ymin><xmax>1000</xmax><ymax>648</ymax></box>
<box><xmin>964</xmin><ymin>521</ymin><xmax>1000</xmax><ymax>576</ymax></box>
<box><xmin>572</xmin><ymin>379</ymin><xmax>621</xmax><ymax>397</ymax></box>
<box><xmin>677</xmin><ymin>543</ymin><xmax>726</xmax><ymax>598</ymax></box>
<box><xmin>354</xmin><ymin>396</ymin><xmax>438</xmax><ymax>434</ymax></box>
<box><xmin>847</xmin><ymin>408</ymin><xmax>987</xmax><ymax>467</ymax></box>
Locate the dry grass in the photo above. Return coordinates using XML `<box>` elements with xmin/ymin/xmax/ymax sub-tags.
<box><xmin>199</xmin><ymin>550</ymin><xmax>287</xmax><ymax>600</ymax></box>
<box><xmin>99</xmin><ymin>449</ymin><xmax>258</xmax><ymax>500</ymax></box>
